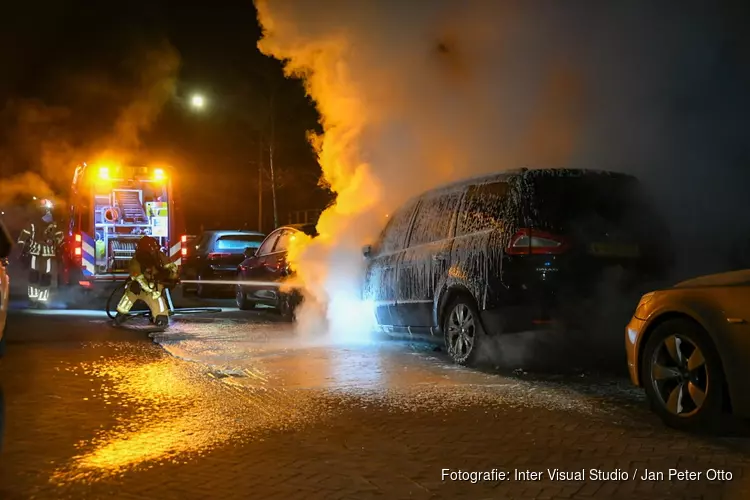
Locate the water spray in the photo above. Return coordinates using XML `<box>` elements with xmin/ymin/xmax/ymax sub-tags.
<box><xmin>179</xmin><ymin>279</ymin><xmax>305</xmax><ymax>289</ymax></box>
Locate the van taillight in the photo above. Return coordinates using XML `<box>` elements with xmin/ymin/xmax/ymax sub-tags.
<box><xmin>506</xmin><ymin>228</ymin><xmax>568</xmax><ymax>255</ymax></box>
<box><xmin>208</xmin><ymin>252</ymin><xmax>230</xmax><ymax>260</ymax></box>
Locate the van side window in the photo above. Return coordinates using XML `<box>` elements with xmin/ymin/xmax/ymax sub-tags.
<box><xmin>457</xmin><ymin>181</ymin><xmax>509</xmax><ymax>236</ymax></box>
<box><xmin>378</xmin><ymin>199</ymin><xmax>418</xmax><ymax>254</ymax></box>
<box><xmin>408</xmin><ymin>192</ymin><xmax>462</xmax><ymax>247</ymax></box>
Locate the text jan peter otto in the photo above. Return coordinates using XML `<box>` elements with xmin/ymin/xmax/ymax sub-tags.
<box><xmin>441</xmin><ymin>468</ymin><xmax>733</xmax><ymax>483</ymax></box>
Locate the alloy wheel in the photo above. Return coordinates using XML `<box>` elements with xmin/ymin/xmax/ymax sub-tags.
<box><xmin>650</xmin><ymin>334</ymin><xmax>708</xmax><ymax>417</ymax></box>
<box><xmin>279</xmin><ymin>294</ymin><xmax>293</xmax><ymax>320</ymax></box>
<box><xmin>447</xmin><ymin>303</ymin><xmax>476</xmax><ymax>362</ymax></box>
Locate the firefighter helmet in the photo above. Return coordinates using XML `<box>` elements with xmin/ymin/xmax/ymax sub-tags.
<box><xmin>136</xmin><ymin>236</ymin><xmax>161</xmax><ymax>255</ymax></box>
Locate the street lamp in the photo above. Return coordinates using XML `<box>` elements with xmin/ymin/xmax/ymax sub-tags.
<box><xmin>184</xmin><ymin>89</ymin><xmax>277</xmax><ymax>232</ymax></box>
<box><xmin>190</xmin><ymin>94</ymin><xmax>205</xmax><ymax>110</ymax></box>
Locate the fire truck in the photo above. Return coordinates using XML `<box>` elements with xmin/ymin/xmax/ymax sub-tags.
<box><xmin>62</xmin><ymin>162</ymin><xmax>187</xmax><ymax>290</ymax></box>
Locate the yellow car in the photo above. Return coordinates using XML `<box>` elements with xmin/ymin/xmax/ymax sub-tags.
<box><xmin>626</xmin><ymin>269</ymin><xmax>750</xmax><ymax>431</ymax></box>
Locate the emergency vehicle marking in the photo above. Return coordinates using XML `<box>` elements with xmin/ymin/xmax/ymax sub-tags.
<box><xmin>169</xmin><ymin>241</ymin><xmax>182</xmax><ymax>267</ymax></box>
<box><xmin>67</xmin><ymin>163</ymin><xmax>186</xmax><ymax>285</ymax></box>
<box><xmin>81</xmin><ymin>232</ymin><xmax>96</xmax><ymax>276</ymax></box>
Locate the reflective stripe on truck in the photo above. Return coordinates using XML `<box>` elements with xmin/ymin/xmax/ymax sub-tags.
<box><xmin>81</xmin><ymin>232</ymin><xmax>96</xmax><ymax>276</ymax></box>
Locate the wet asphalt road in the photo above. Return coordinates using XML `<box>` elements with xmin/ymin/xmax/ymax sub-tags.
<box><xmin>1</xmin><ymin>297</ymin><xmax>750</xmax><ymax>499</ymax></box>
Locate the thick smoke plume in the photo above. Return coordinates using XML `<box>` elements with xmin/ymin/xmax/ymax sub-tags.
<box><xmin>0</xmin><ymin>41</ymin><xmax>180</xmax><ymax>208</ymax></box>
<box><xmin>256</xmin><ymin>1</ymin><xmax>750</xmax><ymax>343</ymax></box>
<box><xmin>109</xmin><ymin>42</ymin><xmax>180</xmax><ymax>154</ymax></box>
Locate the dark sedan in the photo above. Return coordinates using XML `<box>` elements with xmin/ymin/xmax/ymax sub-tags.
<box><xmin>182</xmin><ymin>230</ymin><xmax>265</xmax><ymax>297</ymax></box>
<box><xmin>236</xmin><ymin>223</ymin><xmax>317</xmax><ymax>319</ymax></box>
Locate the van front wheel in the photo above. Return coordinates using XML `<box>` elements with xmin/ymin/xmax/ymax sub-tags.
<box><xmin>443</xmin><ymin>296</ymin><xmax>486</xmax><ymax>366</ymax></box>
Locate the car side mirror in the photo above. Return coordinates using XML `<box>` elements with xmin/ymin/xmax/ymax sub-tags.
<box><xmin>362</xmin><ymin>244</ymin><xmax>372</xmax><ymax>258</ymax></box>
<box><xmin>244</xmin><ymin>247</ymin><xmax>256</xmax><ymax>258</ymax></box>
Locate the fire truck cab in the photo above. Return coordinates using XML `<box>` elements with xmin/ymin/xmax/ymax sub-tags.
<box><xmin>63</xmin><ymin>162</ymin><xmax>187</xmax><ymax>289</ymax></box>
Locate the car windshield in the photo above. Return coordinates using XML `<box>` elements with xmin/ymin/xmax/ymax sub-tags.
<box><xmin>215</xmin><ymin>234</ymin><xmax>265</xmax><ymax>251</ymax></box>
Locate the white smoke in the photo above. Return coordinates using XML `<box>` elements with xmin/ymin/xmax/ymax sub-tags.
<box><xmin>255</xmin><ymin>0</ymin><xmax>749</xmax><ymax>341</ymax></box>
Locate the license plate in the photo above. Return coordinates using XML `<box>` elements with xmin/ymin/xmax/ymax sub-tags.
<box><xmin>588</xmin><ymin>242</ymin><xmax>640</xmax><ymax>258</ymax></box>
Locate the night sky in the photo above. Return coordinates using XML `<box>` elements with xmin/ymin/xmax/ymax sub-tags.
<box><xmin>0</xmin><ymin>2</ymin><xmax>327</xmax><ymax>234</ymax></box>
<box><xmin>1</xmin><ymin>0</ymin><xmax>749</xmax><ymax>263</ymax></box>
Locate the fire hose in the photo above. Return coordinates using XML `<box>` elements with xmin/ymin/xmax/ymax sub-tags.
<box><xmin>105</xmin><ymin>278</ymin><xmax>222</xmax><ymax>320</ymax></box>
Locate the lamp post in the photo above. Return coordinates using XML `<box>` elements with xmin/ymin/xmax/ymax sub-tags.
<box><xmin>257</xmin><ymin>139</ymin><xmax>262</xmax><ymax>231</ymax></box>
<box><xmin>246</xmin><ymin>88</ymin><xmax>279</xmax><ymax>232</ymax></box>
<box><xmin>268</xmin><ymin>89</ymin><xmax>278</xmax><ymax>229</ymax></box>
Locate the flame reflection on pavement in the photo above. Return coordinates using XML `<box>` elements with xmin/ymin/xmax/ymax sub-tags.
<box><xmin>51</xmin><ymin>350</ymin><xmax>325</xmax><ymax>484</ymax></box>
<box><xmin>50</xmin><ymin>318</ymin><xmax>637</xmax><ymax>484</ymax></box>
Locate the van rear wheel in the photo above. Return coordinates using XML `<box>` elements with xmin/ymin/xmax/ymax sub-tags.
<box><xmin>443</xmin><ymin>295</ymin><xmax>486</xmax><ymax>366</ymax></box>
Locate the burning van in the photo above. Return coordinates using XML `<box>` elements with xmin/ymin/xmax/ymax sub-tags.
<box><xmin>62</xmin><ymin>162</ymin><xmax>187</xmax><ymax>290</ymax></box>
<box><xmin>361</xmin><ymin>168</ymin><xmax>675</xmax><ymax>367</ymax></box>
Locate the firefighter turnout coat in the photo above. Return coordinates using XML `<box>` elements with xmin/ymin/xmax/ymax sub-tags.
<box><xmin>17</xmin><ymin>218</ymin><xmax>64</xmax><ymax>302</ymax></box>
<box><xmin>116</xmin><ymin>252</ymin><xmax>179</xmax><ymax>320</ymax></box>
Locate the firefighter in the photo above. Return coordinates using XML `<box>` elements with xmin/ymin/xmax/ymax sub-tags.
<box><xmin>113</xmin><ymin>236</ymin><xmax>179</xmax><ymax>327</ymax></box>
<box><xmin>17</xmin><ymin>199</ymin><xmax>64</xmax><ymax>306</ymax></box>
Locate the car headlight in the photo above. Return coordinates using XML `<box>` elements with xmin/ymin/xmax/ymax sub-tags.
<box><xmin>633</xmin><ymin>292</ymin><xmax>655</xmax><ymax>320</ymax></box>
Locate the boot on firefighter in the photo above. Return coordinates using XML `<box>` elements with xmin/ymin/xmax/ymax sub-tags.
<box><xmin>114</xmin><ymin>236</ymin><xmax>179</xmax><ymax>327</ymax></box>
<box><xmin>17</xmin><ymin>199</ymin><xmax>64</xmax><ymax>307</ymax></box>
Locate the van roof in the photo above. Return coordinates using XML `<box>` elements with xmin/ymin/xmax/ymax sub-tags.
<box><xmin>425</xmin><ymin>167</ymin><xmax>637</xmax><ymax>196</ymax></box>
<box><xmin>285</xmin><ymin>223</ymin><xmax>318</xmax><ymax>236</ymax></box>
<box><xmin>204</xmin><ymin>230</ymin><xmax>265</xmax><ymax>237</ymax></box>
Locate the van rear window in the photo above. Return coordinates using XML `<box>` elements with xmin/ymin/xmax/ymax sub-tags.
<box><xmin>528</xmin><ymin>172</ymin><xmax>647</xmax><ymax>232</ymax></box>
<box><xmin>216</xmin><ymin>235</ymin><xmax>265</xmax><ymax>251</ymax></box>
